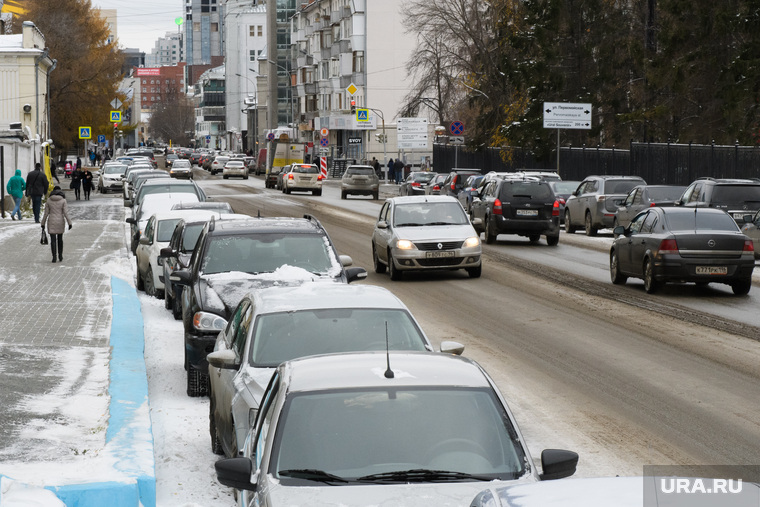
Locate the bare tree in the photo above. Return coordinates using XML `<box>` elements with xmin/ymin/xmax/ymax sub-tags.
<box><xmin>148</xmin><ymin>90</ymin><xmax>194</xmax><ymax>146</ymax></box>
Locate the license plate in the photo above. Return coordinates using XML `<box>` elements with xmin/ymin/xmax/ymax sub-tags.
<box><xmin>695</xmin><ymin>266</ymin><xmax>727</xmax><ymax>275</ymax></box>
<box><xmin>516</xmin><ymin>209</ymin><xmax>538</xmax><ymax>217</ymax></box>
<box><xmin>425</xmin><ymin>251</ymin><xmax>455</xmax><ymax>259</ymax></box>
<box><xmin>733</xmin><ymin>213</ymin><xmax>745</xmax><ymax>219</ymax></box>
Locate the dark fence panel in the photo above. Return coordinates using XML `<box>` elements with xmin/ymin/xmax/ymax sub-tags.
<box><xmin>433</xmin><ymin>142</ymin><xmax>760</xmax><ymax>183</ymax></box>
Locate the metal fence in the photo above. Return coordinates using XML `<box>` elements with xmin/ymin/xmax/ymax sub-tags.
<box><xmin>433</xmin><ymin>142</ymin><xmax>760</xmax><ymax>184</ymax></box>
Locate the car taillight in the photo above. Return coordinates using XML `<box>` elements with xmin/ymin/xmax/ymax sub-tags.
<box><xmin>288</xmin><ymin>174</ymin><xmax>294</xmax><ymax>180</ymax></box>
<box><xmin>412</xmin><ymin>182</ymin><xmax>421</xmax><ymax>187</ymax></box>
<box><xmin>597</xmin><ymin>195</ymin><xmax>606</xmax><ymax>202</ymax></box>
<box><xmin>493</xmin><ymin>198</ymin><xmax>503</xmax><ymax>215</ymax></box>
<box><xmin>650</xmin><ymin>202</ymin><xmax>656</xmax><ymax>207</ymax></box>
<box><xmin>317</xmin><ymin>174</ymin><xmax>324</xmax><ymax>181</ymax></box>
<box><xmin>658</xmin><ymin>238</ymin><xmax>679</xmax><ymax>255</ymax></box>
<box><xmin>558</xmin><ymin>198</ymin><xmax>566</xmax><ymax>205</ymax></box>
<box><xmin>433</xmin><ymin>185</ymin><xmax>440</xmax><ymax>191</ymax></box>
<box><xmin>552</xmin><ymin>200</ymin><xmax>560</xmax><ymax>217</ymax></box>
<box><xmin>744</xmin><ymin>239</ymin><xmax>754</xmax><ymax>252</ymax></box>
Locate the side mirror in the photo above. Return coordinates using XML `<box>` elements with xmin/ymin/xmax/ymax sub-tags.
<box><xmin>215</xmin><ymin>457</ymin><xmax>256</xmax><ymax>491</ymax></box>
<box><xmin>613</xmin><ymin>225</ymin><xmax>626</xmax><ymax>237</ymax></box>
<box><xmin>439</xmin><ymin>340</ymin><xmax>464</xmax><ymax>356</ymax></box>
<box><xmin>742</xmin><ymin>214</ymin><xmax>753</xmax><ymax>224</ymax></box>
<box><xmin>471</xmin><ymin>218</ymin><xmax>483</xmax><ymax>227</ymax></box>
<box><xmin>339</xmin><ymin>254</ymin><xmax>354</xmax><ymax>267</ymax></box>
<box><xmin>377</xmin><ymin>220</ymin><xmax>388</xmax><ymax>229</ymax></box>
<box><xmin>675</xmin><ymin>199</ymin><xmax>683</xmax><ymax>206</ymax></box>
<box><xmin>345</xmin><ymin>267</ymin><xmax>368</xmax><ymax>284</ymax></box>
<box><xmin>539</xmin><ymin>449</ymin><xmax>578</xmax><ymax>480</ymax></box>
<box><xmin>139</xmin><ymin>236</ymin><xmax>150</xmax><ymax>245</ymax></box>
<box><xmin>126</xmin><ymin>217</ymin><xmax>136</xmax><ymax>225</ymax></box>
<box><xmin>160</xmin><ymin>247</ymin><xmax>177</xmax><ymax>259</ymax></box>
<box><xmin>207</xmin><ymin>349</ymin><xmax>240</xmax><ymax>370</ymax></box>
<box><xmin>169</xmin><ymin>269</ymin><xmax>192</xmax><ymax>286</ymax></box>
<box><xmin>124</xmin><ymin>200</ymin><xmax>134</xmax><ymax>208</ymax></box>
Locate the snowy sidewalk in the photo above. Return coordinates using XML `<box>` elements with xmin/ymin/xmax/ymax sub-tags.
<box><xmin>0</xmin><ymin>195</ymin><xmax>155</xmax><ymax>507</ymax></box>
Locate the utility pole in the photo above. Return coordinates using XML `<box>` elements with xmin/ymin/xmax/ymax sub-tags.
<box><xmin>266</xmin><ymin>0</ymin><xmax>277</xmax><ymax>172</ymax></box>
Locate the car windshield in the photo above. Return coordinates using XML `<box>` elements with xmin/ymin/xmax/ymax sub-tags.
<box><xmin>293</xmin><ymin>165</ymin><xmax>318</xmax><ymax>174</ymax></box>
<box><xmin>249</xmin><ymin>308</ymin><xmax>427</xmax><ymax>367</ymax></box>
<box><xmin>173</xmin><ymin>161</ymin><xmax>191</xmax><ymax>168</ymax></box>
<box><xmin>550</xmin><ymin>181</ymin><xmax>580</xmax><ymax>194</ymax></box>
<box><xmin>157</xmin><ymin>218</ymin><xmax>182</xmax><ymax>242</ymax></box>
<box><xmin>606</xmin><ymin>179</ymin><xmax>644</xmax><ymax>194</ymax></box>
<box><xmin>346</xmin><ymin>167</ymin><xmax>374</xmax><ymax>176</ymax></box>
<box><xmin>393</xmin><ymin>202</ymin><xmax>469</xmax><ymax>226</ymax></box>
<box><xmin>411</xmin><ymin>172</ymin><xmax>435</xmax><ymax>183</ymax></box>
<box><xmin>272</xmin><ymin>387</ymin><xmax>527</xmax><ymax>483</ymax></box>
<box><xmin>181</xmin><ymin>223</ymin><xmax>206</xmax><ymax>252</ymax></box>
<box><xmin>710</xmin><ymin>185</ymin><xmax>760</xmax><ymax>206</ymax></box>
<box><xmin>201</xmin><ymin>233</ymin><xmax>335</xmax><ymax>276</ymax></box>
<box><xmin>499</xmin><ymin>181</ymin><xmax>553</xmax><ymax>200</ymax></box>
<box><xmin>104</xmin><ymin>165</ymin><xmax>127</xmax><ymax>175</ymax></box>
<box><xmin>138</xmin><ymin>184</ymin><xmax>198</xmax><ymax>202</ymax></box>
<box><xmin>665</xmin><ymin>210</ymin><xmax>739</xmax><ymax>232</ymax></box>
<box><xmin>647</xmin><ymin>186</ymin><xmax>686</xmax><ymax>201</ymax></box>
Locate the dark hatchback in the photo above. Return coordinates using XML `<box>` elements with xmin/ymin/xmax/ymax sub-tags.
<box><xmin>471</xmin><ymin>177</ymin><xmax>561</xmax><ymax>245</ymax></box>
<box><xmin>610</xmin><ymin>207</ymin><xmax>755</xmax><ymax>294</ymax></box>
<box><xmin>168</xmin><ymin>215</ymin><xmax>367</xmax><ymax>397</ymax></box>
<box><xmin>399</xmin><ymin>171</ymin><xmax>436</xmax><ymax>196</ymax></box>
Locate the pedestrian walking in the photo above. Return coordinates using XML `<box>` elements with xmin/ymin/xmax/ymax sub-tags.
<box><xmin>82</xmin><ymin>168</ymin><xmax>94</xmax><ymax>200</ymax></box>
<box><xmin>89</xmin><ymin>150</ymin><xmax>96</xmax><ymax>167</ymax></box>
<box><xmin>394</xmin><ymin>158</ymin><xmax>404</xmax><ymax>184</ymax></box>
<box><xmin>70</xmin><ymin>168</ymin><xmax>83</xmax><ymax>200</ymax></box>
<box><xmin>76</xmin><ymin>157</ymin><xmax>82</xmax><ymax>170</ymax></box>
<box><xmin>6</xmin><ymin>169</ymin><xmax>25</xmax><ymax>221</ymax></box>
<box><xmin>372</xmin><ymin>157</ymin><xmax>381</xmax><ymax>178</ymax></box>
<box><xmin>49</xmin><ymin>160</ymin><xmax>60</xmax><ymax>184</ymax></box>
<box><xmin>387</xmin><ymin>158</ymin><xmax>395</xmax><ymax>183</ymax></box>
<box><xmin>40</xmin><ymin>186</ymin><xmax>72</xmax><ymax>263</ymax></box>
<box><xmin>64</xmin><ymin>160</ymin><xmax>72</xmax><ymax>179</ymax></box>
<box><xmin>25</xmin><ymin>162</ymin><xmax>49</xmax><ymax>223</ymax></box>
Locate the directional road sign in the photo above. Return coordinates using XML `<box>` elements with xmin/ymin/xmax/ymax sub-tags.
<box><xmin>320</xmin><ymin>137</ymin><xmax>329</xmax><ymax>147</ymax></box>
<box><xmin>543</xmin><ymin>102</ymin><xmax>592</xmax><ymax>129</ymax></box>
<box><xmin>356</xmin><ymin>109</ymin><xmax>369</xmax><ymax>122</ymax></box>
<box><xmin>97</xmin><ymin>135</ymin><xmax>105</xmax><ymax>143</ymax></box>
<box><xmin>78</xmin><ymin>127</ymin><xmax>91</xmax><ymax>139</ymax></box>
<box><xmin>110</xmin><ymin>111</ymin><xmax>121</xmax><ymax>123</ymax></box>
<box><xmin>398</xmin><ymin>117</ymin><xmax>429</xmax><ymax>149</ymax></box>
<box><xmin>449</xmin><ymin>121</ymin><xmax>464</xmax><ymax>136</ymax></box>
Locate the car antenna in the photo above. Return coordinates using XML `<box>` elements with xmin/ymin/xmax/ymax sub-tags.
<box><xmin>384</xmin><ymin>322</ymin><xmax>394</xmax><ymax>379</ymax></box>
<box><xmin>694</xmin><ymin>206</ymin><xmax>697</xmax><ymax>234</ymax></box>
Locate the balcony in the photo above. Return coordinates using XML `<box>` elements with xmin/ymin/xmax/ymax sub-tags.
<box><xmin>304</xmin><ymin>82</ymin><xmax>317</xmax><ymax>95</ymax></box>
<box><xmin>341</xmin><ymin>6</ymin><xmax>351</xmax><ymax>18</ymax></box>
<box><xmin>297</xmin><ymin>55</ymin><xmax>314</xmax><ymax>67</ymax></box>
<box><xmin>321</xmin><ymin>47</ymin><xmax>331</xmax><ymax>59</ymax></box>
<box><xmin>294</xmin><ymin>28</ymin><xmax>306</xmax><ymax>42</ymax></box>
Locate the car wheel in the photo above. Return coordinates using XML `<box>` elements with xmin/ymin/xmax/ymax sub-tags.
<box><xmin>584</xmin><ymin>211</ymin><xmax>598</xmax><ymax>236</ymax></box>
<box><xmin>373</xmin><ymin>191</ymin><xmax>379</xmax><ymax>200</ymax></box>
<box><xmin>341</xmin><ymin>190</ymin><xmax>347</xmax><ymax>199</ymax></box>
<box><xmin>172</xmin><ymin>292</ymin><xmax>182</xmax><ymax>320</ymax></box>
<box><xmin>187</xmin><ymin>368</ymin><xmax>208</xmax><ymax>397</ymax></box>
<box><xmin>610</xmin><ymin>249</ymin><xmax>627</xmax><ymax>285</ymax></box>
<box><xmin>388</xmin><ymin>250</ymin><xmax>402</xmax><ymax>281</ymax></box>
<box><xmin>164</xmin><ymin>286</ymin><xmax>173</xmax><ymax>310</ymax></box>
<box><xmin>529</xmin><ymin>234</ymin><xmax>540</xmax><ymax>243</ymax></box>
<box><xmin>484</xmin><ymin>215</ymin><xmax>497</xmax><ymax>244</ymax></box>
<box><xmin>643</xmin><ymin>258</ymin><xmax>660</xmax><ymax>294</ymax></box>
<box><xmin>564</xmin><ymin>210</ymin><xmax>576</xmax><ymax>233</ymax></box>
<box><xmin>209</xmin><ymin>395</ymin><xmax>224</xmax><ymax>455</ymax></box>
<box><xmin>546</xmin><ymin>234</ymin><xmax>560</xmax><ymax>246</ymax></box>
<box><xmin>731</xmin><ymin>279</ymin><xmax>752</xmax><ymax>295</ymax></box>
<box><xmin>136</xmin><ymin>265</ymin><xmax>145</xmax><ymax>291</ymax></box>
<box><xmin>244</xmin><ymin>174</ymin><xmax>249</xmax><ymax>180</ymax></box>
<box><xmin>467</xmin><ymin>265</ymin><xmax>482</xmax><ymax>278</ymax></box>
<box><xmin>314</xmin><ymin>189</ymin><xmax>322</xmax><ymax>196</ymax></box>
<box><xmin>223</xmin><ymin>175</ymin><xmax>228</xmax><ymax>179</ymax></box>
<box><xmin>145</xmin><ymin>270</ymin><xmax>156</xmax><ymax>297</ymax></box>
<box><xmin>373</xmin><ymin>244</ymin><xmax>386</xmax><ymax>274</ymax></box>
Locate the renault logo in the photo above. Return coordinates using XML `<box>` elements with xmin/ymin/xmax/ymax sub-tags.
<box><xmin>437</xmin><ymin>243</ymin><xmax>443</xmax><ymax>250</ymax></box>
<box><xmin>707</xmin><ymin>239</ymin><xmax>716</xmax><ymax>248</ymax></box>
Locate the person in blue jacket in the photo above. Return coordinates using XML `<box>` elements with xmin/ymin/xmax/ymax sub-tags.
<box><xmin>6</xmin><ymin>169</ymin><xmax>25</xmax><ymax>220</ymax></box>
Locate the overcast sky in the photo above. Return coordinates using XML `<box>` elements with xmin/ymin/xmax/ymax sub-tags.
<box><xmin>92</xmin><ymin>0</ymin><xmax>183</xmax><ymax>54</ymax></box>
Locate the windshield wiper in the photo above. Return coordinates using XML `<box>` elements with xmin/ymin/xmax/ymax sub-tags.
<box><xmin>395</xmin><ymin>223</ymin><xmax>424</xmax><ymax>227</ymax></box>
<box><xmin>357</xmin><ymin>468</ymin><xmax>493</xmax><ymax>483</ymax></box>
<box><xmin>426</xmin><ymin>221</ymin><xmax>456</xmax><ymax>226</ymax></box>
<box><xmin>279</xmin><ymin>468</ymin><xmax>350</xmax><ymax>483</ymax></box>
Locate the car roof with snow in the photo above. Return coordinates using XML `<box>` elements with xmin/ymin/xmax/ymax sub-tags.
<box><xmin>250</xmin><ymin>283</ymin><xmax>410</xmax><ymax>316</ymax></box>
<box><xmin>386</xmin><ymin>195</ymin><xmax>460</xmax><ymax>205</ymax></box>
<box><xmin>208</xmin><ymin>216</ymin><xmax>329</xmax><ymax>236</ymax></box>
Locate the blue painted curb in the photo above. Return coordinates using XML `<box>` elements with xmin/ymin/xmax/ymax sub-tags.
<box><xmin>0</xmin><ymin>277</ymin><xmax>156</xmax><ymax>506</ymax></box>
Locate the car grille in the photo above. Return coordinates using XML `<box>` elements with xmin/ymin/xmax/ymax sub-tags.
<box><xmin>417</xmin><ymin>257</ymin><xmax>464</xmax><ymax>267</ymax></box>
<box><xmin>415</xmin><ymin>241</ymin><xmax>464</xmax><ymax>251</ymax></box>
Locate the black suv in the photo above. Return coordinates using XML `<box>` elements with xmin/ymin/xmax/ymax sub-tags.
<box><xmin>441</xmin><ymin>168</ymin><xmax>482</xmax><ymax>197</ymax></box>
<box><xmin>167</xmin><ymin>215</ymin><xmax>367</xmax><ymax>397</ymax></box>
<box><xmin>676</xmin><ymin>178</ymin><xmax>760</xmax><ymax>223</ymax></box>
<box><xmin>470</xmin><ymin>177</ymin><xmax>561</xmax><ymax>245</ymax></box>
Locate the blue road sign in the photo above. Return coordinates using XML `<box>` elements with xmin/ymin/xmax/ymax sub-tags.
<box><xmin>356</xmin><ymin>109</ymin><xmax>369</xmax><ymax>121</ymax></box>
<box><xmin>206</xmin><ymin>135</ymin><xmax>211</xmax><ymax>141</ymax></box>
<box><xmin>267</xmin><ymin>132</ymin><xmax>275</xmax><ymax>141</ymax></box>
<box><xmin>97</xmin><ymin>135</ymin><xmax>106</xmax><ymax>143</ymax></box>
<box><xmin>320</xmin><ymin>137</ymin><xmax>329</xmax><ymax>147</ymax></box>
<box><xmin>449</xmin><ymin>121</ymin><xmax>464</xmax><ymax>136</ymax></box>
<box><xmin>78</xmin><ymin>127</ymin><xmax>91</xmax><ymax>139</ymax></box>
<box><xmin>110</xmin><ymin>111</ymin><xmax>121</xmax><ymax>122</ymax></box>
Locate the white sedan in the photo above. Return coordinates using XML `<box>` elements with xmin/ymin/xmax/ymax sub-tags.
<box><xmin>222</xmin><ymin>160</ymin><xmax>248</xmax><ymax>180</ymax></box>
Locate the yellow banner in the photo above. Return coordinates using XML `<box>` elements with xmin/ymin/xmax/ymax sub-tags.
<box><xmin>1</xmin><ymin>1</ymin><xmax>27</xmax><ymax>14</ymax></box>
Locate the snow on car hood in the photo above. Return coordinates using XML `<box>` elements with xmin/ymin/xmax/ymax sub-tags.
<box><xmin>394</xmin><ymin>224</ymin><xmax>479</xmax><ymax>242</ymax></box>
<box><xmin>265</xmin><ymin>478</ymin><xmax>530</xmax><ymax>507</ymax></box>
<box><xmin>200</xmin><ymin>266</ymin><xmax>338</xmax><ymax>316</ymax></box>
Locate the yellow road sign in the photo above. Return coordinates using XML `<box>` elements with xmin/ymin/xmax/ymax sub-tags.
<box><xmin>110</xmin><ymin>111</ymin><xmax>122</xmax><ymax>122</ymax></box>
<box><xmin>78</xmin><ymin>127</ymin><xmax>91</xmax><ymax>139</ymax></box>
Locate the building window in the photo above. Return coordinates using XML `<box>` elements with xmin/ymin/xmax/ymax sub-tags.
<box><xmin>211</xmin><ymin>22</ymin><xmax>218</xmax><ymax>32</ymax></box>
<box><xmin>249</xmin><ymin>50</ymin><xmax>256</xmax><ymax>62</ymax></box>
<box><xmin>249</xmin><ymin>25</ymin><xmax>255</xmax><ymax>37</ymax></box>
<box><xmin>258</xmin><ymin>25</ymin><xmax>263</xmax><ymax>37</ymax></box>
<box><xmin>150</xmin><ymin>79</ymin><xmax>155</xmax><ymax>84</ymax></box>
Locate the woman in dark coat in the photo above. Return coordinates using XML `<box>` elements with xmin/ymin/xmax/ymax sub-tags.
<box><xmin>70</xmin><ymin>168</ymin><xmax>83</xmax><ymax>200</ymax></box>
<box><xmin>41</xmin><ymin>186</ymin><xmax>73</xmax><ymax>263</ymax></box>
<box><xmin>82</xmin><ymin>168</ymin><xmax>94</xmax><ymax>200</ymax></box>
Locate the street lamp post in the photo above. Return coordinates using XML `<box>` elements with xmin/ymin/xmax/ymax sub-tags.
<box><xmin>236</xmin><ymin>72</ymin><xmax>258</xmax><ymax>153</ymax></box>
<box><xmin>366</xmin><ymin>107</ymin><xmax>387</xmax><ymax>182</ymax></box>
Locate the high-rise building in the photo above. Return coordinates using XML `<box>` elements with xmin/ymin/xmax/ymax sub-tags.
<box><xmin>184</xmin><ymin>0</ymin><xmax>225</xmax><ymax>89</ymax></box>
<box><xmin>146</xmin><ymin>31</ymin><xmax>183</xmax><ymax>68</ymax></box>
<box><xmin>96</xmin><ymin>8</ymin><xmax>118</xmax><ymax>46</ymax></box>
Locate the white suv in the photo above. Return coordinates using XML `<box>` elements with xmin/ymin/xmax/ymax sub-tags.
<box><xmin>281</xmin><ymin>163</ymin><xmax>322</xmax><ymax>195</ymax></box>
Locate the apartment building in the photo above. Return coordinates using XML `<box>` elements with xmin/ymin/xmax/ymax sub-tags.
<box><xmin>146</xmin><ymin>31</ymin><xmax>183</xmax><ymax>68</ymax></box>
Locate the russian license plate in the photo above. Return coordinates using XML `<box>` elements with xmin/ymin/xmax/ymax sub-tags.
<box><xmin>516</xmin><ymin>209</ymin><xmax>538</xmax><ymax>217</ymax></box>
<box><xmin>696</xmin><ymin>266</ymin><xmax>727</xmax><ymax>275</ymax></box>
<box><xmin>426</xmin><ymin>251</ymin><xmax>455</xmax><ymax>259</ymax></box>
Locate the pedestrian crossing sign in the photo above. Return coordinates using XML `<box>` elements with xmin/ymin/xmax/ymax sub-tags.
<box><xmin>356</xmin><ymin>108</ymin><xmax>369</xmax><ymax>121</ymax></box>
<box><xmin>78</xmin><ymin>126</ymin><xmax>91</xmax><ymax>139</ymax></box>
<box><xmin>110</xmin><ymin>110</ymin><xmax>121</xmax><ymax>122</ymax></box>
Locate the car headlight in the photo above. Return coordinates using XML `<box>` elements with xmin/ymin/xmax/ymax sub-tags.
<box><xmin>192</xmin><ymin>311</ymin><xmax>227</xmax><ymax>332</ymax></box>
<box><xmin>396</xmin><ymin>239</ymin><xmax>414</xmax><ymax>250</ymax></box>
<box><xmin>464</xmin><ymin>236</ymin><xmax>481</xmax><ymax>248</ymax></box>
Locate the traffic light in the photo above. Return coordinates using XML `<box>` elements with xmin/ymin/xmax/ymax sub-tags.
<box><xmin>350</xmin><ymin>99</ymin><xmax>356</xmax><ymax>114</ymax></box>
